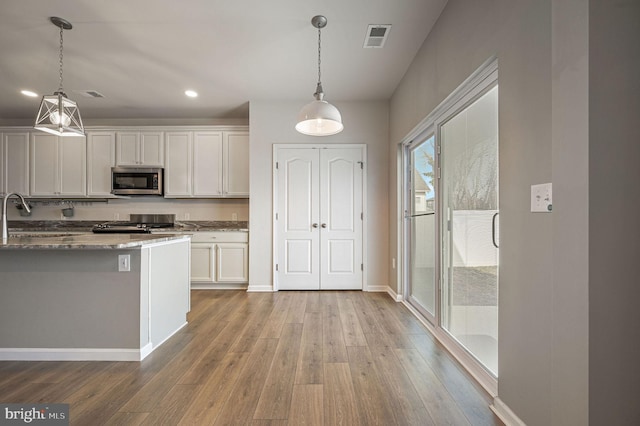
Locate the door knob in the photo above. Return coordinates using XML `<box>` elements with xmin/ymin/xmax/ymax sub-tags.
<box><xmin>312</xmin><ymin>223</ymin><xmax>319</xmax><ymax>228</ymax></box>
<box><xmin>321</xmin><ymin>223</ymin><xmax>327</xmax><ymax>228</ymax></box>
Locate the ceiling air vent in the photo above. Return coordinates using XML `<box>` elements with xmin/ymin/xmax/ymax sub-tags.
<box><xmin>74</xmin><ymin>90</ymin><xmax>105</xmax><ymax>98</ymax></box>
<box><xmin>363</xmin><ymin>24</ymin><xmax>391</xmax><ymax>48</ymax></box>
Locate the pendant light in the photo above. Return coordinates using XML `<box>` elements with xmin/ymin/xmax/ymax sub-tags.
<box><xmin>34</xmin><ymin>17</ymin><xmax>84</xmax><ymax>137</ymax></box>
<box><xmin>295</xmin><ymin>15</ymin><xmax>343</xmax><ymax>136</ymax></box>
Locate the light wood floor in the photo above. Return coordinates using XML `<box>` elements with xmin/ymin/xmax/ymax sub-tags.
<box><xmin>0</xmin><ymin>290</ymin><xmax>502</xmax><ymax>425</ymax></box>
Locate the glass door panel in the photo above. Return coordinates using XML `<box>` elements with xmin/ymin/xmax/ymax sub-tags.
<box><xmin>407</xmin><ymin>135</ymin><xmax>437</xmax><ymax>320</ymax></box>
<box><xmin>440</xmin><ymin>86</ymin><xmax>499</xmax><ymax>375</ymax></box>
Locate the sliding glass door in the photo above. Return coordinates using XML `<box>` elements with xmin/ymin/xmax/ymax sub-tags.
<box><xmin>406</xmin><ymin>135</ymin><xmax>437</xmax><ymax>322</ymax></box>
<box><xmin>403</xmin><ymin>65</ymin><xmax>499</xmax><ymax>379</ymax></box>
<box><xmin>440</xmin><ymin>85</ymin><xmax>499</xmax><ymax>375</ymax></box>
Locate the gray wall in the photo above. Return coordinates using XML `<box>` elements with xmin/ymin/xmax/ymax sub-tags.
<box><xmin>389</xmin><ymin>0</ymin><xmax>594</xmax><ymax>424</ymax></box>
<box><xmin>589</xmin><ymin>0</ymin><xmax>640</xmax><ymax>424</ymax></box>
<box><xmin>248</xmin><ymin>101</ymin><xmax>389</xmax><ymax>291</ymax></box>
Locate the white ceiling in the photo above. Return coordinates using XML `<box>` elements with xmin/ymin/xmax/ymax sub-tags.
<box><xmin>0</xmin><ymin>0</ymin><xmax>447</xmax><ymax>121</ymax></box>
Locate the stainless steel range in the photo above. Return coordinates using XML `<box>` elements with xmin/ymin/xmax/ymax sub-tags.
<box><xmin>92</xmin><ymin>214</ymin><xmax>176</xmax><ymax>234</ymax></box>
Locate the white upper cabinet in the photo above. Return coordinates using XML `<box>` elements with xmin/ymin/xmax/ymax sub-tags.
<box><xmin>165</xmin><ymin>130</ymin><xmax>246</xmax><ymax>198</ymax></box>
<box><xmin>164</xmin><ymin>131</ymin><xmax>193</xmax><ymax>197</ymax></box>
<box><xmin>0</xmin><ymin>132</ymin><xmax>29</xmax><ymax>196</ymax></box>
<box><xmin>223</xmin><ymin>131</ymin><xmax>249</xmax><ymax>196</ymax></box>
<box><xmin>87</xmin><ymin>131</ymin><xmax>116</xmax><ymax>197</ymax></box>
<box><xmin>30</xmin><ymin>133</ymin><xmax>86</xmax><ymax>197</ymax></box>
<box><xmin>193</xmin><ymin>131</ymin><xmax>223</xmax><ymax>197</ymax></box>
<box><xmin>116</xmin><ymin>131</ymin><xmax>164</xmax><ymax>166</ymax></box>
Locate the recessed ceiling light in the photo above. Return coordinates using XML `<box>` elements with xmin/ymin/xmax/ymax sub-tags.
<box><xmin>185</xmin><ymin>90</ymin><xmax>198</xmax><ymax>98</ymax></box>
<box><xmin>21</xmin><ymin>90</ymin><xmax>38</xmax><ymax>97</ymax></box>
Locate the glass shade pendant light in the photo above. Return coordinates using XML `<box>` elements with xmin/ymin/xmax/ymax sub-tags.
<box><xmin>34</xmin><ymin>17</ymin><xmax>84</xmax><ymax>137</ymax></box>
<box><xmin>295</xmin><ymin>15</ymin><xmax>343</xmax><ymax>136</ymax></box>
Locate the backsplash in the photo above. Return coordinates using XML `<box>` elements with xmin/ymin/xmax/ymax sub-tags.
<box><xmin>6</xmin><ymin>197</ymin><xmax>249</xmax><ymax>222</ymax></box>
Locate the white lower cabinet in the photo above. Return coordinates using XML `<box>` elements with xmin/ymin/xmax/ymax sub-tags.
<box><xmin>190</xmin><ymin>232</ymin><xmax>248</xmax><ymax>286</ymax></box>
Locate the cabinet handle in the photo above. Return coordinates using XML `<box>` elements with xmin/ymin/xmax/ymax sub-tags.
<box><xmin>321</xmin><ymin>223</ymin><xmax>327</xmax><ymax>228</ymax></box>
<box><xmin>312</xmin><ymin>223</ymin><xmax>318</xmax><ymax>228</ymax></box>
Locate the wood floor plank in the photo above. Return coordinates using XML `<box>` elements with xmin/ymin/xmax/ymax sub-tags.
<box><xmin>295</xmin><ymin>311</ymin><xmax>324</xmax><ymax>385</ymax></box>
<box><xmin>212</xmin><ymin>338</ymin><xmax>279</xmax><ymax>426</ymax></box>
<box><xmin>260</xmin><ymin>292</ymin><xmax>294</xmax><ymax>338</ymax></box>
<box><xmin>66</xmin><ymin>362</ymin><xmax>139</xmax><ymax>423</ymax></box>
<box><xmin>372</xmin><ymin>293</ymin><xmax>428</xmax><ymax>335</ymax></box>
<box><xmin>337</xmin><ymin>297</ymin><xmax>368</xmax><ymax>347</ymax></box>
<box><xmin>305</xmin><ymin>292</ymin><xmax>322</xmax><ymax>313</ymax></box>
<box><xmin>285</xmin><ymin>292</ymin><xmax>308</xmax><ymax>324</ymax></box>
<box><xmin>323</xmin><ymin>362</ymin><xmax>362</xmax><ymax>426</ymax></box>
<box><xmin>395</xmin><ymin>348</ymin><xmax>471</xmax><ymax>425</ymax></box>
<box><xmin>346</xmin><ymin>346</ymin><xmax>397</xmax><ymax>425</ymax></box>
<box><xmin>371</xmin><ymin>345</ymin><xmax>438</xmax><ymax>425</ymax></box>
<box><xmin>104</xmin><ymin>412</ymin><xmax>150</xmax><ymax>426</ymax></box>
<box><xmin>362</xmin><ymin>293</ymin><xmax>416</xmax><ymax>349</ymax></box>
<box><xmin>288</xmin><ymin>384</ymin><xmax>323</xmax><ymax>426</ymax></box>
<box><xmin>178</xmin><ymin>352</ymin><xmax>249</xmax><ymax>425</ymax></box>
<box><xmin>139</xmin><ymin>384</ymin><xmax>199</xmax><ymax>426</ymax></box>
<box><xmin>228</xmin><ymin>296</ymin><xmax>275</xmax><ymax>353</ymax></box>
<box><xmin>254</xmin><ymin>323</ymin><xmax>303</xmax><ymax>419</ymax></box>
<box><xmin>322</xmin><ymin>293</ymin><xmax>348</xmax><ymax>363</ymax></box>
<box><xmin>408</xmin><ymin>334</ymin><xmax>501</xmax><ymax>426</ymax></box>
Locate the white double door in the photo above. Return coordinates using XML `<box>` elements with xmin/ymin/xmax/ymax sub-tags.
<box><xmin>275</xmin><ymin>145</ymin><xmax>364</xmax><ymax>290</ymax></box>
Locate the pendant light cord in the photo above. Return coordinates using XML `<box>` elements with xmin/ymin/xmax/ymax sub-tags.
<box><xmin>58</xmin><ymin>24</ymin><xmax>64</xmax><ymax>93</ymax></box>
<box><xmin>317</xmin><ymin>26</ymin><xmax>322</xmax><ymax>86</ymax></box>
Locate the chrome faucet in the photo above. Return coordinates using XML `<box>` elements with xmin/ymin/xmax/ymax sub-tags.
<box><xmin>2</xmin><ymin>193</ymin><xmax>31</xmax><ymax>242</ymax></box>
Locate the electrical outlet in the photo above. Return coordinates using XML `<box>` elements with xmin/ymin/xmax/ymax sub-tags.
<box><xmin>531</xmin><ymin>183</ymin><xmax>552</xmax><ymax>212</ymax></box>
<box><xmin>118</xmin><ymin>254</ymin><xmax>130</xmax><ymax>272</ymax></box>
<box><xmin>232</xmin><ymin>213</ymin><xmax>238</xmax><ymax>221</ymax></box>
<box><xmin>184</xmin><ymin>213</ymin><xmax>190</xmax><ymax>220</ymax></box>
<box><xmin>392</xmin><ymin>258</ymin><xmax>396</xmax><ymax>269</ymax></box>
<box><xmin>114</xmin><ymin>213</ymin><xmax>120</xmax><ymax>220</ymax></box>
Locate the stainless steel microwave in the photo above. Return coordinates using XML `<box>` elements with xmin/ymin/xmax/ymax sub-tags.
<box><xmin>111</xmin><ymin>167</ymin><xmax>163</xmax><ymax>195</ymax></box>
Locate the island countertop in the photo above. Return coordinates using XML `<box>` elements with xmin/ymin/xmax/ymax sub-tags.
<box><xmin>0</xmin><ymin>233</ymin><xmax>190</xmax><ymax>250</ymax></box>
<box><xmin>7</xmin><ymin>220</ymin><xmax>249</xmax><ymax>232</ymax></box>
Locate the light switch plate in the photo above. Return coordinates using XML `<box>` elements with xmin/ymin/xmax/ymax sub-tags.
<box><xmin>118</xmin><ymin>254</ymin><xmax>130</xmax><ymax>272</ymax></box>
<box><xmin>531</xmin><ymin>183</ymin><xmax>552</xmax><ymax>212</ymax></box>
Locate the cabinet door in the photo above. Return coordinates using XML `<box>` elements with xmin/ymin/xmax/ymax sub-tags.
<box><xmin>87</xmin><ymin>132</ymin><xmax>116</xmax><ymax>197</ymax></box>
<box><xmin>140</xmin><ymin>132</ymin><xmax>164</xmax><ymax>166</ymax></box>
<box><xmin>217</xmin><ymin>243</ymin><xmax>249</xmax><ymax>282</ymax></box>
<box><xmin>59</xmin><ymin>136</ymin><xmax>87</xmax><ymax>196</ymax></box>
<box><xmin>223</xmin><ymin>131</ymin><xmax>249</xmax><ymax>197</ymax></box>
<box><xmin>191</xmin><ymin>243</ymin><xmax>216</xmax><ymax>282</ymax></box>
<box><xmin>2</xmin><ymin>133</ymin><xmax>30</xmax><ymax>195</ymax></box>
<box><xmin>30</xmin><ymin>133</ymin><xmax>59</xmax><ymax>196</ymax></box>
<box><xmin>165</xmin><ymin>132</ymin><xmax>192</xmax><ymax>197</ymax></box>
<box><xmin>193</xmin><ymin>132</ymin><xmax>223</xmax><ymax>197</ymax></box>
<box><xmin>116</xmin><ymin>132</ymin><xmax>139</xmax><ymax>165</ymax></box>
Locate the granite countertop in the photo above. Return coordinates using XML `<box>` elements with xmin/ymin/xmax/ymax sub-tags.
<box><xmin>0</xmin><ymin>233</ymin><xmax>190</xmax><ymax>250</ymax></box>
<box><xmin>170</xmin><ymin>221</ymin><xmax>249</xmax><ymax>232</ymax></box>
<box><xmin>7</xmin><ymin>220</ymin><xmax>249</xmax><ymax>232</ymax></box>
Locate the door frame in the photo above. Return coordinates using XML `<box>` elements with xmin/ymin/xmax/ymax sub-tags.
<box><xmin>397</xmin><ymin>57</ymin><xmax>499</xmax><ymax>396</ymax></box>
<box><xmin>272</xmin><ymin>144</ymin><xmax>367</xmax><ymax>291</ymax></box>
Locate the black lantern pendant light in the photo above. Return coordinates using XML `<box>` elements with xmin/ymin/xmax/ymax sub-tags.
<box><xmin>295</xmin><ymin>15</ymin><xmax>343</xmax><ymax>136</ymax></box>
<box><xmin>34</xmin><ymin>17</ymin><xmax>84</xmax><ymax>137</ymax></box>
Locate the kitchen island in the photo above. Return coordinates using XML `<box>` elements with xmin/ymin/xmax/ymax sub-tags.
<box><xmin>0</xmin><ymin>233</ymin><xmax>191</xmax><ymax>361</ymax></box>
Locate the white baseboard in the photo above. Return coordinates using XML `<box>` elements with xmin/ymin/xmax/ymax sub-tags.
<box><xmin>491</xmin><ymin>397</ymin><xmax>526</xmax><ymax>426</ymax></box>
<box><xmin>246</xmin><ymin>285</ymin><xmax>274</xmax><ymax>292</ymax></box>
<box><xmin>367</xmin><ymin>285</ymin><xmax>390</xmax><ymax>293</ymax></box>
<box><xmin>0</xmin><ymin>322</ymin><xmax>188</xmax><ymax>362</ymax></box>
<box><xmin>191</xmin><ymin>283</ymin><xmax>248</xmax><ymax>290</ymax></box>
<box><xmin>0</xmin><ymin>347</ymin><xmax>147</xmax><ymax>362</ymax></box>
